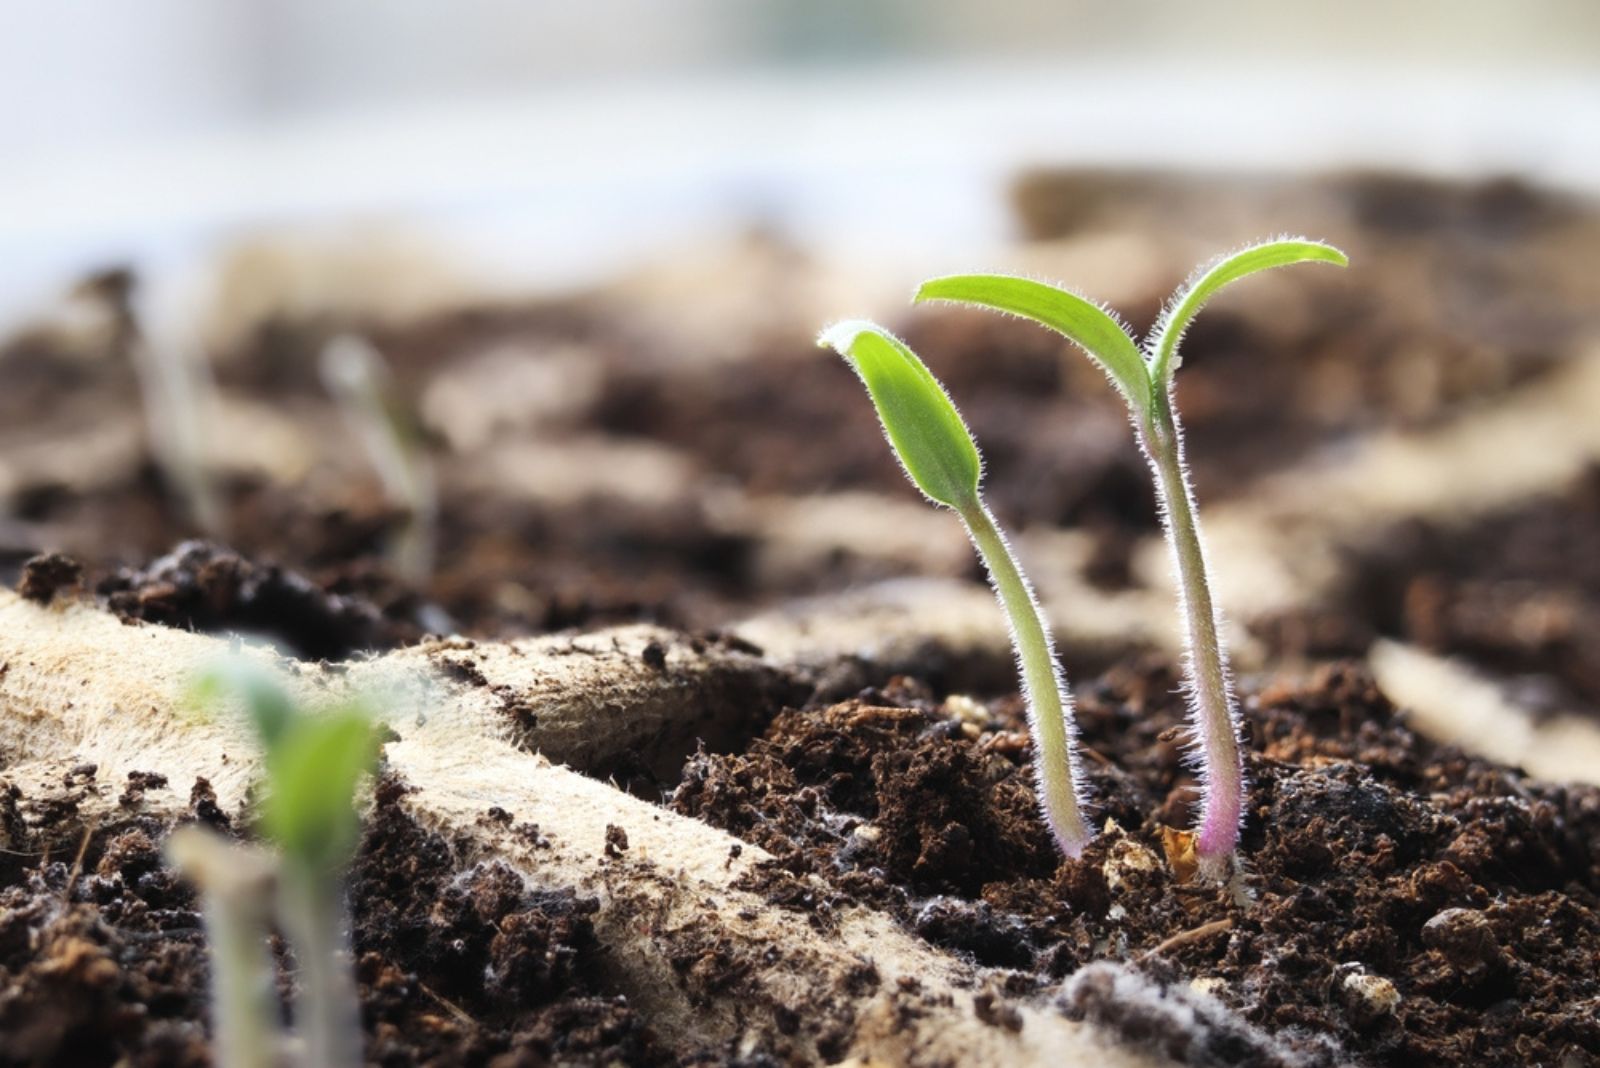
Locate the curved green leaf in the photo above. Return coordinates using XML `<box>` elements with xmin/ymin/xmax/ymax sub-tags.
<box><xmin>190</xmin><ymin>660</ymin><xmax>381</xmax><ymax>873</ymax></box>
<box><xmin>1148</xmin><ymin>238</ymin><xmax>1348</xmax><ymax>384</ymax></box>
<box><xmin>914</xmin><ymin>274</ymin><xmax>1149</xmax><ymax>415</ymax></box>
<box><xmin>818</xmin><ymin>320</ymin><xmax>982</xmax><ymax>509</ymax></box>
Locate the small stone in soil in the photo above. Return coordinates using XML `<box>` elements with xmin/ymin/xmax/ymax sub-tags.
<box><xmin>1336</xmin><ymin>964</ymin><xmax>1403</xmax><ymax>1025</ymax></box>
<box><xmin>1421</xmin><ymin>907</ymin><xmax>1505</xmax><ymax>972</ymax></box>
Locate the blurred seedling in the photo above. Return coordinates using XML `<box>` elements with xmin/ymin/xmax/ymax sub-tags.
<box><xmin>181</xmin><ymin>660</ymin><xmax>384</xmax><ymax>1068</ymax></box>
<box><xmin>165</xmin><ymin>827</ymin><xmax>281</xmax><ymax>1068</ymax></box>
<box><xmin>819</xmin><ymin>320</ymin><xmax>1092</xmax><ymax>857</ymax></box>
<box><xmin>320</xmin><ymin>335</ymin><xmax>438</xmax><ymax>587</ymax></box>
<box><xmin>128</xmin><ymin>292</ymin><xmax>226</xmax><ymax>535</ymax></box>
<box><xmin>915</xmin><ymin>238</ymin><xmax>1347</xmax><ymax>879</ymax></box>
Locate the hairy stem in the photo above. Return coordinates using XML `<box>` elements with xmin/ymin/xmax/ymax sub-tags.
<box><xmin>278</xmin><ymin>863</ymin><xmax>362</xmax><ymax>1068</ymax></box>
<box><xmin>1140</xmin><ymin>394</ymin><xmax>1242</xmax><ymax>873</ymax></box>
<box><xmin>959</xmin><ymin>499</ymin><xmax>1091</xmax><ymax>856</ymax></box>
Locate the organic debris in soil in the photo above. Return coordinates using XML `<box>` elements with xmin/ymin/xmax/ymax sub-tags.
<box><xmin>671</xmin><ymin>661</ymin><xmax>1600</xmax><ymax>1067</ymax></box>
<box><xmin>95</xmin><ymin>540</ymin><xmax>408</xmax><ymax>660</ymax></box>
<box><xmin>15</xmin><ymin>552</ymin><xmax>84</xmax><ymax>605</ymax></box>
<box><xmin>0</xmin><ymin>779</ymin><xmax>687</xmax><ymax>1067</ymax></box>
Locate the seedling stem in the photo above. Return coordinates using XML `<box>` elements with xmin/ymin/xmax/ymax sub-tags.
<box><xmin>166</xmin><ymin>827</ymin><xmax>282</xmax><ymax>1068</ymax></box>
<box><xmin>129</xmin><ymin>331</ymin><xmax>224</xmax><ymax>535</ymax></box>
<box><xmin>321</xmin><ymin>335</ymin><xmax>438</xmax><ymax>586</ymax></box>
<box><xmin>959</xmin><ymin>499</ymin><xmax>1090</xmax><ymax>853</ymax></box>
<box><xmin>1139</xmin><ymin>390</ymin><xmax>1241</xmax><ymax>868</ymax></box>
<box><xmin>819</xmin><ymin>321</ymin><xmax>1092</xmax><ymax>856</ymax></box>
<box><xmin>278</xmin><ymin>860</ymin><xmax>363</xmax><ymax>1068</ymax></box>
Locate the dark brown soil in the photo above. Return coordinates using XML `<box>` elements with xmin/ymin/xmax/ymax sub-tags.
<box><xmin>0</xmin><ymin>777</ymin><xmax>690</xmax><ymax>1068</ymax></box>
<box><xmin>5</xmin><ymin>467</ymin><xmax>757</xmax><ymax>646</ymax></box>
<box><xmin>671</xmin><ymin>660</ymin><xmax>1600</xmax><ymax>1067</ymax></box>
<box><xmin>11</xmin><ymin>176</ymin><xmax>1592</xmax><ymax>625</ymax></box>
<box><xmin>16</xmin><ymin>552</ymin><xmax>83</xmax><ymax>605</ymax></box>
<box><xmin>349</xmin><ymin>779</ymin><xmax>685</xmax><ymax>1066</ymax></box>
<box><xmin>95</xmin><ymin>541</ymin><xmax>413</xmax><ymax>660</ymax></box>
<box><xmin>1326</xmin><ymin>462</ymin><xmax>1600</xmax><ymax>720</ymax></box>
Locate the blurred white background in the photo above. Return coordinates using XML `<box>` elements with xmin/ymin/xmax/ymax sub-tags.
<box><xmin>1</xmin><ymin>1</ymin><xmax>1597</xmax><ymax>324</ymax></box>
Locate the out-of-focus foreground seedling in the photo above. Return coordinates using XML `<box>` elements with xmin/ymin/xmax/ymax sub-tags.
<box><xmin>819</xmin><ymin>320</ymin><xmax>1092</xmax><ymax>857</ymax></box>
<box><xmin>320</xmin><ymin>335</ymin><xmax>439</xmax><ymax>587</ymax></box>
<box><xmin>915</xmin><ymin>238</ymin><xmax>1347</xmax><ymax>880</ymax></box>
<box><xmin>165</xmin><ymin>827</ymin><xmax>281</xmax><ymax>1068</ymax></box>
<box><xmin>173</xmin><ymin>661</ymin><xmax>383</xmax><ymax>1068</ymax></box>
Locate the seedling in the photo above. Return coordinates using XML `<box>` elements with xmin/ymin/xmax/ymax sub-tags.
<box><xmin>320</xmin><ymin>335</ymin><xmax>438</xmax><ymax>586</ymax></box>
<box><xmin>129</xmin><ymin>321</ymin><xmax>225</xmax><ymax>536</ymax></box>
<box><xmin>165</xmin><ymin>827</ymin><xmax>281</xmax><ymax>1068</ymax></box>
<box><xmin>819</xmin><ymin>320</ymin><xmax>1092</xmax><ymax>857</ymax></box>
<box><xmin>914</xmin><ymin>238</ymin><xmax>1347</xmax><ymax>878</ymax></box>
<box><xmin>188</xmin><ymin>661</ymin><xmax>383</xmax><ymax>1068</ymax></box>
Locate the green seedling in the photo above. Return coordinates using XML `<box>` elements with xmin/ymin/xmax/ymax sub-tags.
<box><xmin>165</xmin><ymin>827</ymin><xmax>282</xmax><ymax>1068</ymax></box>
<box><xmin>819</xmin><ymin>320</ymin><xmax>1092</xmax><ymax>857</ymax></box>
<box><xmin>129</xmin><ymin>320</ymin><xmax>225</xmax><ymax>536</ymax></box>
<box><xmin>189</xmin><ymin>661</ymin><xmax>383</xmax><ymax>1068</ymax></box>
<box><xmin>320</xmin><ymin>335</ymin><xmax>438</xmax><ymax>586</ymax></box>
<box><xmin>914</xmin><ymin>238</ymin><xmax>1347</xmax><ymax>879</ymax></box>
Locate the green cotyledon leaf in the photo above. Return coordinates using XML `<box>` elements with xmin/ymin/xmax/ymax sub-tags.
<box><xmin>818</xmin><ymin>319</ymin><xmax>982</xmax><ymax>510</ymax></box>
<box><xmin>190</xmin><ymin>660</ymin><xmax>381</xmax><ymax>874</ymax></box>
<box><xmin>914</xmin><ymin>274</ymin><xmax>1150</xmax><ymax>414</ymax></box>
<box><xmin>261</xmin><ymin>704</ymin><xmax>381</xmax><ymax>874</ymax></box>
<box><xmin>1148</xmin><ymin>237</ymin><xmax>1348</xmax><ymax>385</ymax></box>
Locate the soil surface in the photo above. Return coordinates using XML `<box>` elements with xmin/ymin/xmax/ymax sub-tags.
<box><xmin>1318</xmin><ymin>462</ymin><xmax>1600</xmax><ymax>721</ymax></box>
<box><xmin>15</xmin><ymin>651</ymin><xmax>1594</xmax><ymax>1067</ymax></box>
<box><xmin>672</xmin><ymin>661</ymin><xmax>1600</xmax><ymax>1067</ymax></box>
<box><xmin>5</xmin><ymin>170</ymin><xmax>1600</xmax><ymax>1067</ymax></box>
<box><xmin>0</xmin><ymin>776</ymin><xmax>694</xmax><ymax>1068</ymax></box>
<box><xmin>7</xmin><ymin>173</ymin><xmax>1598</xmax><ymax>631</ymax></box>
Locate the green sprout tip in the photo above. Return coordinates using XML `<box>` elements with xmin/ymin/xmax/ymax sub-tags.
<box><xmin>819</xmin><ymin>320</ymin><xmax>1092</xmax><ymax>858</ymax></box>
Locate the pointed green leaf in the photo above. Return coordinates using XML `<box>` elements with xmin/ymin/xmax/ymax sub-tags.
<box><xmin>1149</xmin><ymin>238</ymin><xmax>1348</xmax><ymax>384</ymax></box>
<box><xmin>914</xmin><ymin>274</ymin><xmax>1150</xmax><ymax>414</ymax></box>
<box><xmin>261</xmin><ymin>705</ymin><xmax>380</xmax><ymax>873</ymax></box>
<box><xmin>190</xmin><ymin>660</ymin><xmax>381</xmax><ymax>873</ymax></box>
<box><xmin>818</xmin><ymin>320</ymin><xmax>981</xmax><ymax>509</ymax></box>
